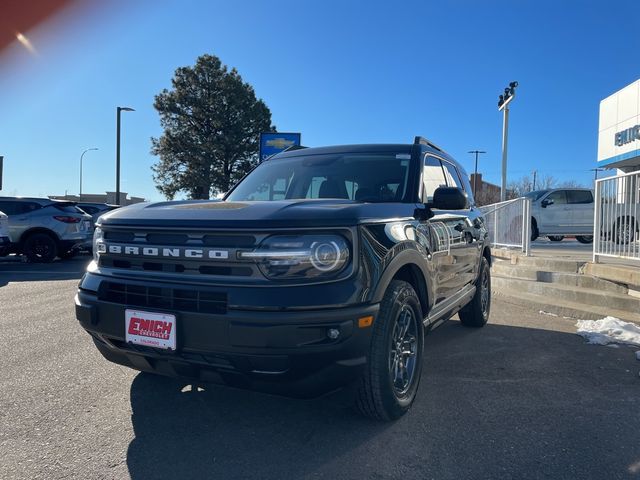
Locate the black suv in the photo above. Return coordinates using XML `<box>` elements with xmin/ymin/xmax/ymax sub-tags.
<box><xmin>75</xmin><ymin>137</ymin><xmax>491</xmax><ymax>420</ymax></box>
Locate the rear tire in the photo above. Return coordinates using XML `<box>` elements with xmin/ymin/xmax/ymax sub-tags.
<box><xmin>458</xmin><ymin>256</ymin><xmax>491</xmax><ymax>328</ymax></box>
<box><xmin>355</xmin><ymin>280</ymin><xmax>424</xmax><ymax>421</ymax></box>
<box><xmin>23</xmin><ymin>233</ymin><xmax>58</xmax><ymax>263</ymax></box>
<box><xmin>548</xmin><ymin>235</ymin><xmax>564</xmax><ymax>242</ymax></box>
<box><xmin>614</xmin><ymin>217</ymin><xmax>635</xmax><ymax>245</ymax></box>
<box><xmin>575</xmin><ymin>235</ymin><xmax>593</xmax><ymax>244</ymax></box>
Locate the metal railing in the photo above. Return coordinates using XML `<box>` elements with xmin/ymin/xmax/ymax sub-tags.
<box><xmin>479</xmin><ymin>197</ymin><xmax>531</xmax><ymax>255</ymax></box>
<box><xmin>593</xmin><ymin>170</ymin><xmax>640</xmax><ymax>263</ymax></box>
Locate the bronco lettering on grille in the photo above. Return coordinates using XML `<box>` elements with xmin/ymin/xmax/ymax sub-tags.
<box><xmin>104</xmin><ymin>244</ymin><xmax>229</xmax><ymax>260</ymax></box>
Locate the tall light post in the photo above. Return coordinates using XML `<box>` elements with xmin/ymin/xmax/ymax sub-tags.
<box><xmin>79</xmin><ymin>147</ymin><xmax>98</xmax><ymax>198</ymax></box>
<box><xmin>498</xmin><ymin>81</ymin><xmax>518</xmax><ymax>201</ymax></box>
<box><xmin>116</xmin><ymin>106</ymin><xmax>135</xmax><ymax>205</ymax></box>
<box><xmin>468</xmin><ymin>150</ymin><xmax>486</xmax><ymax>197</ymax></box>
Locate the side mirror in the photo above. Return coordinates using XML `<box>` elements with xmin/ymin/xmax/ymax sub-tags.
<box><xmin>541</xmin><ymin>199</ymin><xmax>553</xmax><ymax>208</ymax></box>
<box><xmin>432</xmin><ymin>187</ymin><xmax>469</xmax><ymax>210</ymax></box>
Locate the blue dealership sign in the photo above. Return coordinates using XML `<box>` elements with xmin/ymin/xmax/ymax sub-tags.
<box><xmin>259</xmin><ymin>132</ymin><xmax>301</xmax><ymax>161</ymax></box>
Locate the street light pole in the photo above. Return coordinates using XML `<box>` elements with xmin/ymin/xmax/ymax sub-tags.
<box><xmin>115</xmin><ymin>106</ymin><xmax>135</xmax><ymax>206</ymax></box>
<box><xmin>498</xmin><ymin>81</ymin><xmax>518</xmax><ymax>201</ymax></box>
<box><xmin>468</xmin><ymin>150</ymin><xmax>486</xmax><ymax>198</ymax></box>
<box><xmin>79</xmin><ymin>147</ymin><xmax>98</xmax><ymax>198</ymax></box>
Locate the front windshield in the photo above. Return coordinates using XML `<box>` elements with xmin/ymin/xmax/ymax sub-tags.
<box><xmin>227</xmin><ymin>153</ymin><xmax>413</xmax><ymax>202</ymax></box>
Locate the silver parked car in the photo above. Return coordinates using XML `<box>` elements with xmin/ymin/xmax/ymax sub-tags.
<box><xmin>0</xmin><ymin>197</ymin><xmax>92</xmax><ymax>262</ymax></box>
<box><xmin>525</xmin><ymin>188</ymin><xmax>595</xmax><ymax>243</ymax></box>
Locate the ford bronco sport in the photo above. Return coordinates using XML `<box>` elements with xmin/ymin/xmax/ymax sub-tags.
<box><xmin>75</xmin><ymin>136</ymin><xmax>492</xmax><ymax>420</ymax></box>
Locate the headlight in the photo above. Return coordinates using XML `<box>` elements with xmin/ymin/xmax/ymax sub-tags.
<box><xmin>93</xmin><ymin>226</ymin><xmax>105</xmax><ymax>262</ymax></box>
<box><xmin>239</xmin><ymin>234</ymin><xmax>350</xmax><ymax>279</ymax></box>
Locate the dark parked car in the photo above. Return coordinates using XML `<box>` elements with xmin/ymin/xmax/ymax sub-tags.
<box><xmin>76</xmin><ymin>202</ymin><xmax>119</xmax><ymax>224</ymax></box>
<box><xmin>75</xmin><ymin>137</ymin><xmax>492</xmax><ymax>420</ymax></box>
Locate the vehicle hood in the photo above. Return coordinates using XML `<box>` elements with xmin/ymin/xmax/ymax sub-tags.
<box><xmin>98</xmin><ymin>199</ymin><xmax>418</xmax><ymax>229</ymax></box>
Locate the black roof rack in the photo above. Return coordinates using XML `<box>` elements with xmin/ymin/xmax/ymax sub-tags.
<box><xmin>413</xmin><ymin>136</ymin><xmax>443</xmax><ymax>152</ymax></box>
<box><xmin>282</xmin><ymin>144</ymin><xmax>307</xmax><ymax>153</ymax></box>
<box><xmin>263</xmin><ymin>144</ymin><xmax>307</xmax><ymax>161</ymax></box>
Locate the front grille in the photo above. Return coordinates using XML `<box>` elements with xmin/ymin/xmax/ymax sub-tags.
<box><xmin>99</xmin><ymin>228</ymin><xmax>265</xmax><ymax>279</ymax></box>
<box><xmin>99</xmin><ymin>281</ymin><xmax>227</xmax><ymax>314</ymax></box>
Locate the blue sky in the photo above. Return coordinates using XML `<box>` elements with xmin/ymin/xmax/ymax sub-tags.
<box><xmin>1</xmin><ymin>0</ymin><xmax>639</xmax><ymax>201</ymax></box>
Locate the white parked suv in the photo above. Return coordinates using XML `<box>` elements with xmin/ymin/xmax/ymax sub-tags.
<box><xmin>525</xmin><ymin>188</ymin><xmax>595</xmax><ymax>243</ymax></box>
<box><xmin>0</xmin><ymin>210</ymin><xmax>9</xmax><ymax>255</ymax></box>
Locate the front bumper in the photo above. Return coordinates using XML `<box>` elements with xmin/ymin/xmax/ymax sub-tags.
<box><xmin>75</xmin><ymin>287</ymin><xmax>378</xmax><ymax>398</ymax></box>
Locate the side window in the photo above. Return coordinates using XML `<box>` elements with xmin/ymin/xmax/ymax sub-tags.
<box><xmin>441</xmin><ymin>160</ymin><xmax>463</xmax><ymax>189</ymax></box>
<box><xmin>422</xmin><ymin>156</ymin><xmax>447</xmax><ymax>202</ymax></box>
<box><xmin>0</xmin><ymin>201</ymin><xmax>16</xmax><ymax>215</ymax></box>
<box><xmin>19</xmin><ymin>202</ymin><xmax>41</xmax><ymax>214</ymax></box>
<box><xmin>567</xmin><ymin>190</ymin><xmax>593</xmax><ymax>204</ymax></box>
<box><xmin>546</xmin><ymin>190</ymin><xmax>567</xmax><ymax>205</ymax></box>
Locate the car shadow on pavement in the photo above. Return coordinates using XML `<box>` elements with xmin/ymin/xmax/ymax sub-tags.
<box><xmin>0</xmin><ymin>256</ymin><xmax>89</xmax><ymax>288</ymax></box>
<box><xmin>126</xmin><ymin>320</ymin><xmax>640</xmax><ymax>480</ymax></box>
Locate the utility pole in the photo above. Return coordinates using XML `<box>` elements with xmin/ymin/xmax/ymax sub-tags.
<box><xmin>468</xmin><ymin>150</ymin><xmax>486</xmax><ymax>198</ymax></box>
<box><xmin>532</xmin><ymin>170</ymin><xmax>537</xmax><ymax>191</ymax></box>
<box><xmin>115</xmin><ymin>106</ymin><xmax>135</xmax><ymax>206</ymax></box>
<box><xmin>498</xmin><ymin>81</ymin><xmax>518</xmax><ymax>201</ymax></box>
<box><xmin>590</xmin><ymin>167</ymin><xmax>604</xmax><ymax>181</ymax></box>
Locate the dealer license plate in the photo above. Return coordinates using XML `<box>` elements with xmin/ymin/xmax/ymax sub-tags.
<box><xmin>125</xmin><ymin>309</ymin><xmax>176</xmax><ymax>350</ymax></box>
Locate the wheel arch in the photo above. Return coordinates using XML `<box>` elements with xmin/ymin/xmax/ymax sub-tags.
<box><xmin>482</xmin><ymin>245</ymin><xmax>492</xmax><ymax>267</ymax></box>
<box><xmin>19</xmin><ymin>227</ymin><xmax>60</xmax><ymax>246</ymax></box>
<box><xmin>372</xmin><ymin>251</ymin><xmax>430</xmax><ymax>318</ymax></box>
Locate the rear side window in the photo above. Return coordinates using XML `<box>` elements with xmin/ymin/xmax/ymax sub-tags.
<box><xmin>441</xmin><ymin>160</ymin><xmax>463</xmax><ymax>189</ymax></box>
<box><xmin>567</xmin><ymin>190</ymin><xmax>593</xmax><ymax>204</ymax></box>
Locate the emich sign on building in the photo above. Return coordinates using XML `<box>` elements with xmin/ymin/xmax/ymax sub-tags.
<box><xmin>598</xmin><ymin>79</ymin><xmax>640</xmax><ymax>172</ymax></box>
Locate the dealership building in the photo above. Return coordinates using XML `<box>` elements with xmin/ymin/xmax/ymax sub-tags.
<box><xmin>598</xmin><ymin>78</ymin><xmax>640</xmax><ymax>173</ymax></box>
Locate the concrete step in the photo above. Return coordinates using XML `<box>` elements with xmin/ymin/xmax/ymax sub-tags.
<box><xmin>508</xmin><ymin>256</ymin><xmax>587</xmax><ymax>273</ymax></box>
<box><xmin>492</xmin><ymin>261</ymin><xmax>628</xmax><ymax>294</ymax></box>
<box><xmin>492</xmin><ymin>275</ymin><xmax>640</xmax><ymax>314</ymax></box>
<box><xmin>491</xmin><ymin>287</ymin><xmax>640</xmax><ymax>324</ymax></box>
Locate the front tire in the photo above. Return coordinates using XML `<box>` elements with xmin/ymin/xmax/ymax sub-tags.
<box><xmin>355</xmin><ymin>280</ymin><xmax>424</xmax><ymax>421</ymax></box>
<box><xmin>548</xmin><ymin>235</ymin><xmax>564</xmax><ymax>242</ymax></box>
<box><xmin>458</xmin><ymin>256</ymin><xmax>491</xmax><ymax>328</ymax></box>
<box><xmin>531</xmin><ymin>218</ymin><xmax>539</xmax><ymax>241</ymax></box>
<box><xmin>23</xmin><ymin>233</ymin><xmax>58</xmax><ymax>263</ymax></box>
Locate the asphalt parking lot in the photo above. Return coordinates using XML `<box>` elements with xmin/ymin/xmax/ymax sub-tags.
<box><xmin>0</xmin><ymin>257</ymin><xmax>639</xmax><ymax>479</ymax></box>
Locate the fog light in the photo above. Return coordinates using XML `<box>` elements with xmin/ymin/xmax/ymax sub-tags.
<box><xmin>327</xmin><ymin>328</ymin><xmax>340</xmax><ymax>340</ymax></box>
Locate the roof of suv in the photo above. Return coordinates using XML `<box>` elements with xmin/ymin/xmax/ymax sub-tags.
<box><xmin>0</xmin><ymin>197</ymin><xmax>78</xmax><ymax>206</ymax></box>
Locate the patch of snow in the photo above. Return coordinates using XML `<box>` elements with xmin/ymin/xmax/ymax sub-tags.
<box><xmin>576</xmin><ymin>317</ymin><xmax>640</xmax><ymax>347</ymax></box>
<box><xmin>539</xmin><ymin>310</ymin><xmax>558</xmax><ymax>317</ymax></box>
